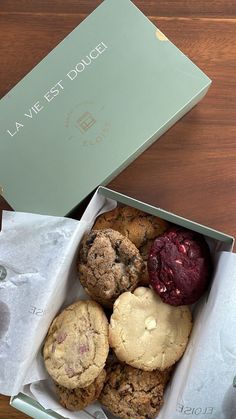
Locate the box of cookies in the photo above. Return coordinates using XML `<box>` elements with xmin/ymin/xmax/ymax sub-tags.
<box><xmin>1</xmin><ymin>186</ymin><xmax>236</xmax><ymax>418</ymax></box>
<box><xmin>0</xmin><ymin>0</ymin><xmax>211</xmax><ymax>218</ymax></box>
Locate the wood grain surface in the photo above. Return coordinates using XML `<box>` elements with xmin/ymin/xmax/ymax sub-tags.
<box><xmin>0</xmin><ymin>0</ymin><xmax>236</xmax><ymax>417</ymax></box>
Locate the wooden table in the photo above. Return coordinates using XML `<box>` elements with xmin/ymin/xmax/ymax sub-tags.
<box><xmin>0</xmin><ymin>0</ymin><xmax>236</xmax><ymax>417</ymax></box>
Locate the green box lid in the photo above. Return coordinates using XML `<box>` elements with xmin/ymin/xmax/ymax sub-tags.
<box><xmin>0</xmin><ymin>0</ymin><xmax>211</xmax><ymax>216</ymax></box>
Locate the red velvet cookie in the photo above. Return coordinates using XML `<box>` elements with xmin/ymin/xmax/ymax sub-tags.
<box><xmin>147</xmin><ymin>227</ymin><xmax>212</xmax><ymax>306</ymax></box>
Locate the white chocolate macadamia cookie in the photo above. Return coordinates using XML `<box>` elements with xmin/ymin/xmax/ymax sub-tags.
<box><xmin>109</xmin><ymin>287</ymin><xmax>192</xmax><ymax>371</ymax></box>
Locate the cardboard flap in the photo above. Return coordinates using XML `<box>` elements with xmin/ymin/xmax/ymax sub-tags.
<box><xmin>0</xmin><ymin>0</ymin><xmax>210</xmax><ymax>216</ymax></box>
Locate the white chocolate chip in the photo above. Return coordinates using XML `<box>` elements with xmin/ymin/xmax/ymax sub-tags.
<box><xmin>159</xmin><ymin>285</ymin><xmax>167</xmax><ymax>292</ymax></box>
<box><xmin>145</xmin><ymin>316</ymin><xmax>157</xmax><ymax>331</ymax></box>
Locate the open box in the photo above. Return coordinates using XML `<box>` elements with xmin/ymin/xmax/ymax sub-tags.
<box><xmin>1</xmin><ymin>0</ymin><xmax>233</xmax><ymax>417</ymax></box>
<box><xmin>8</xmin><ymin>186</ymin><xmax>236</xmax><ymax>419</ymax></box>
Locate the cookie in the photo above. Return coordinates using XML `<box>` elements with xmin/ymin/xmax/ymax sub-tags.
<box><xmin>93</xmin><ymin>206</ymin><xmax>169</xmax><ymax>286</ymax></box>
<box><xmin>78</xmin><ymin>229</ymin><xmax>143</xmax><ymax>307</ymax></box>
<box><xmin>94</xmin><ymin>206</ymin><xmax>169</xmax><ymax>253</ymax></box>
<box><xmin>109</xmin><ymin>287</ymin><xmax>192</xmax><ymax>371</ymax></box>
<box><xmin>99</xmin><ymin>362</ymin><xmax>170</xmax><ymax>419</ymax></box>
<box><xmin>147</xmin><ymin>226</ymin><xmax>212</xmax><ymax>305</ymax></box>
<box><xmin>43</xmin><ymin>300</ymin><xmax>109</xmax><ymax>389</ymax></box>
<box><xmin>55</xmin><ymin>369</ymin><xmax>106</xmax><ymax>411</ymax></box>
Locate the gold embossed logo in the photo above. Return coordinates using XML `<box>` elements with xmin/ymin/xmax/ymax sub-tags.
<box><xmin>65</xmin><ymin>101</ymin><xmax>110</xmax><ymax>147</ymax></box>
<box><xmin>77</xmin><ymin>112</ymin><xmax>96</xmax><ymax>133</ymax></box>
<box><xmin>155</xmin><ymin>29</ymin><xmax>168</xmax><ymax>41</ymax></box>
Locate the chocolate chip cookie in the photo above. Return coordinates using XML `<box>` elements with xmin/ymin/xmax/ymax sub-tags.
<box><xmin>93</xmin><ymin>206</ymin><xmax>169</xmax><ymax>285</ymax></box>
<box><xmin>99</xmin><ymin>362</ymin><xmax>170</xmax><ymax>419</ymax></box>
<box><xmin>43</xmin><ymin>300</ymin><xmax>109</xmax><ymax>389</ymax></box>
<box><xmin>78</xmin><ymin>229</ymin><xmax>143</xmax><ymax>307</ymax></box>
<box><xmin>55</xmin><ymin>369</ymin><xmax>106</xmax><ymax>411</ymax></box>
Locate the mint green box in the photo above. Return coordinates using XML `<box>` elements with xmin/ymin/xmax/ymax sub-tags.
<box><xmin>10</xmin><ymin>186</ymin><xmax>234</xmax><ymax>418</ymax></box>
<box><xmin>0</xmin><ymin>0</ymin><xmax>211</xmax><ymax>217</ymax></box>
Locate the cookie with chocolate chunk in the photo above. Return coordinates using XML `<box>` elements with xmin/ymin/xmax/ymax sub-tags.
<box><xmin>99</xmin><ymin>362</ymin><xmax>170</xmax><ymax>419</ymax></box>
<box><xmin>93</xmin><ymin>206</ymin><xmax>169</xmax><ymax>252</ymax></box>
<box><xmin>78</xmin><ymin>229</ymin><xmax>143</xmax><ymax>307</ymax></box>
<box><xmin>43</xmin><ymin>300</ymin><xmax>109</xmax><ymax>389</ymax></box>
<box><xmin>55</xmin><ymin>369</ymin><xmax>106</xmax><ymax>411</ymax></box>
<box><xmin>93</xmin><ymin>206</ymin><xmax>169</xmax><ymax>285</ymax></box>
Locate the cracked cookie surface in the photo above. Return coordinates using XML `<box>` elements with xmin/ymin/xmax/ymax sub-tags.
<box><xmin>55</xmin><ymin>368</ymin><xmax>106</xmax><ymax>411</ymax></box>
<box><xmin>43</xmin><ymin>300</ymin><xmax>109</xmax><ymax>389</ymax></box>
<box><xmin>93</xmin><ymin>206</ymin><xmax>169</xmax><ymax>285</ymax></box>
<box><xmin>99</xmin><ymin>362</ymin><xmax>170</xmax><ymax>419</ymax></box>
<box><xmin>109</xmin><ymin>287</ymin><xmax>192</xmax><ymax>371</ymax></box>
<box><xmin>78</xmin><ymin>229</ymin><xmax>143</xmax><ymax>307</ymax></box>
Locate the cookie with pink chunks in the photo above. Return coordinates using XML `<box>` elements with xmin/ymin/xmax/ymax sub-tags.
<box><xmin>147</xmin><ymin>226</ymin><xmax>212</xmax><ymax>305</ymax></box>
<box><xmin>43</xmin><ymin>300</ymin><xmax>109</xmax><ymax>389</ymax></box>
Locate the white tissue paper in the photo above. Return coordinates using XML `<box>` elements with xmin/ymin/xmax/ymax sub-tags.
<box><xmin>158</xmin><ymin>251</ymin><xmax>236</xmax><ymax>419</ymax></box>
<box><xmin>1</xmin><ymin>190</ymin><xmax>236</xmax><ymax>419</ymax></box>
<box><xmin>0</xmin><ymin>190</ymin><xmax>115</xmax><ymax>418</ymax></box>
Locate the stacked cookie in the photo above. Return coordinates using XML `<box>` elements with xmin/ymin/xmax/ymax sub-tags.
<box><xmin>101</xmin><ymin>286</ymin><xmax>192</xmax><ymax>418</ymax></box>
<box><xmin>43</xmin><ymin>205</ymin><xmax>212</xmax><ymax>419</ymax></box>
<box><xmin>93</xmin><ymin>205</ymin><xmax>169</xmax><ymax>285</ymax></box>
<box><xmin>43</xmin><ymin>300</ymin><xmax>109</xmax><ymax>411</ymax></box>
